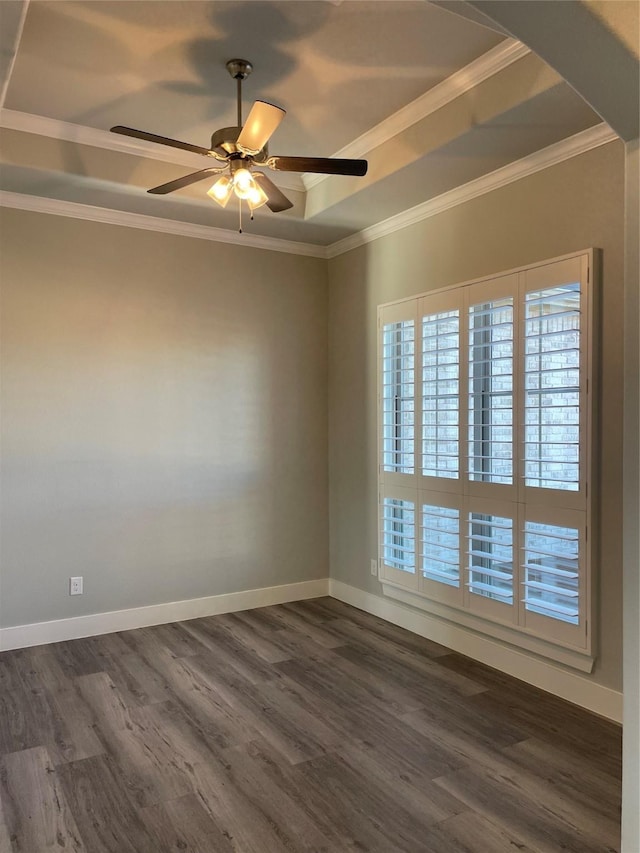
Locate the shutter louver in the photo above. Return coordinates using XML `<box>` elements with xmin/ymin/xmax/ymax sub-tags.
<box><xmin>468</xmin><ymin>299</ymin><xmax>514</xmax><ymax>485</ymax></box>
<box><xmin>382</xmin><ymin>320</ymin><xmax>415</xmax><ymax>474</ymax></box>
<box><xmin>382</xmin><ymin>497</ymin><xmax>416</xmax><ymax>573</ymax></box>
<box><xmin>468</xmin><ymin>513</ymin><xmax>514</xmax><ymax>603</ymax></box>
<box><xmin>524</xmin><ymin>284</ymin><xmax>581</xmax><ymax>491</ymax></box>
<box><xmin>421</xmin><ymin>504</ymin><xmax>460</xmax><ymax>587</ymax></box>
<box><xmin>422</xmin><ymin>310</ymin><xmax>459</xmax><ymax>479</ymax></box>
<box><xmin>523</xmin><ymin>521</ymin><xmax>579</xmax><ymax>624</ymax></box>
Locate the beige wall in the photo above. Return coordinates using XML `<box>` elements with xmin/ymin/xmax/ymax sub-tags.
<box><xmin>0</xmin><ymin>209</ymin><xmax>329</xmax><ymax>627</ymax></box>
<box><xmin>328</xmin><ymin>140</ymin><xmax>626</xmax><ymax>691</ymax></box>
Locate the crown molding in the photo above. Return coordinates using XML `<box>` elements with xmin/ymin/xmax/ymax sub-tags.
<box><xmin>303</xmin><ymin>37</ymin><xmax>530</xmax><ymax>191</ymax></box>
<box><xmin>0</xmin><ymin>192</ymin><xmax>328</xmax><ymax>259</ymax></box>
<box><xmin>325</xmin><ymin>123</ymin><xmax>618</xmax><ymax>259</ymax></box>
<box><xmin>1</xmin><ymin>124</ymin><xmax>617</xmax><ymax>261</ymax></box>
<box><xmin>0</xmin><ymin>109</ymin><xmax>303</xmax><ymax>192</ymax></box>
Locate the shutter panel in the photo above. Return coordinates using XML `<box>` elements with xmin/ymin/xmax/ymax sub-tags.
<box><xmin>468</xmin><ymin>297</ymin><xmax>514</xmax><ymax>487</ymax></box>
<box><xmin>382</xmin><ymin>320</ymin><xmax>415</xmax><ymax>475</ymax></box>
<box><xmin>524</xmin><ymin>284</ymin><xmax>580</xmax><ymax>492</ymax></box>
<box><xmin>422</xmin><ymin>310</ymin><xmax>459</xmax><ymax>480</ymax></box>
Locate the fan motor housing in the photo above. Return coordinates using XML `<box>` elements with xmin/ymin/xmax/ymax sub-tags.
<box><xmin>210</xmin><ymin>126</ymin><xmax>269</xmax><ymax>163</ymax></box>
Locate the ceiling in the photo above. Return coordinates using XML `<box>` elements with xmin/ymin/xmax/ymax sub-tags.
<box><xmin>0</xmin><ymin>0</ymin><xmax>605</xmax><ymax>248</ymax></box>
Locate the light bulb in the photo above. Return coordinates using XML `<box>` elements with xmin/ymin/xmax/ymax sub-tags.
<box><xmin>207</xmin><ymin>176</ymin><xmax>233</xmax><ymax>207</ymax></box>
<box><xmin>233</xmin><ymin>168</ymin><xmax>254</xmax><ymax>199</ymax></box>
<box><xmin>247</xmin><ymin>181</ymin><xmax>268</xmax><ymax>211</ymax></box>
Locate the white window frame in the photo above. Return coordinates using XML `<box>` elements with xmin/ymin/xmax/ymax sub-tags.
<box><xmin>377</xmin><ymin>249</ymin><xmax>598</xmax><ymax>671</ymax></box>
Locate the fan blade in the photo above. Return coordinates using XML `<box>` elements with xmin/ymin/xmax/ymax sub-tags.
<box><xmin>253</xmin><ymin>172</ymin><xmax>293</xmax><ymax>212</ymax></box>
<box><xmin>111</xmin><ymin>125</ymin><xmax>212</xmax><ymax>157</ymax></box>
<box><xmin>236</xmin><ymin>101</ymin><xmax>286</xmax><ymax>155</ymax></box>
<box><xmin>268</xmin><ymin>156</ymin><xmax>368</xmax><ymax>176</ymax></box>
<box><xmin>148</xmin><ymin>168</ymin><xmax>222</xmax><ymax>195</ymax></box>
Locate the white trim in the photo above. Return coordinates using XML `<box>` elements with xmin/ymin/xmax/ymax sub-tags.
<box><xmin>326</xmin><ymin>124</ymin><xmax>618</xmax><ymax>258</ymax></box>
<box><xmin>0</xmin><ymin>578</ymin><xmax>330</xmax><ymax>651</ymax></box>
<box><xmin>0</xmin><ymin>108</ymin><xmax>302</xmax><ymax>192</ymax></box>
<box><xmin>0</xmin><ymin>2</ymin><xmax>29</xmax><ymax>110</ymax></box>
<box><xmin>303</xmin><ymin>38</ymin><xmax>530</xmax><ymax>190</ymax></box>
<box><xmin>0</xmin><ymin>191</ymin><xmax>328</xmax><ymax>259</ymax></box>
<box><xmin>329</xmin><ymin>579</ymin><xmax>623</xmax><ymax>723</ymax></box>
<box><xmin>0</xmin><ymin>109</ymin><xmax>207</xmax><ymax>169</ymax></box>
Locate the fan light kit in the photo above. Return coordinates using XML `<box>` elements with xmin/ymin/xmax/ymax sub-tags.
<box><xmin>111</xmin><ymin>59</ymin><xmax>368</xmax><ymax>232</ymax></box>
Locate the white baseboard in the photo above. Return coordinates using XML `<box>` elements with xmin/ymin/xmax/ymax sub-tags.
<box><xmin>1</xmin><ymin>575</ymin><xmax>622</xmax><ymax>724</ymax></box>
<box><xmin>0</xmin><ymin>578</ymin><xmax>330</xmax><ymax>651</ymax></box>
<box><xmin>329</xmin><ymin>579</ymin><xmax>623</xmax><ymax>724</ymax></box>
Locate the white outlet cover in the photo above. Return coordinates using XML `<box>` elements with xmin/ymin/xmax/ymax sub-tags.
<box><xmin>69</xmin><ymin>576</ymin><xmax>83</xmax><ymax>595</ymax></box>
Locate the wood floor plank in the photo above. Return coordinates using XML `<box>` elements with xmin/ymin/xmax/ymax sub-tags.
<box><xmin>276</xmin><ymin>657</ymin><xmax>465</xmax><ymax>779</ymax></box>
<box><xmin>0</xmin><ymin>680</ymin><xmax>37</xmax><ymax>756</ymax></box>
<box><xmin>246</xmin><ymin>606</ymin><xmax>348</xmax><ymax>649</ymax></box>
<box><xmin>334</xmin><ymin>640</ymin><xmax>486</xmax><ymax>701</ymax></box>
<box><xmin>209</xmin><ymin>613</ymin><xmax>297</xmax><ymax>663</ymax></box>
<box><xmin>76</xmin><ymin>672</ymin><xmax>137</xmax><ymax>732</ymax></box>
<box><xmin>220</xmin><ymin>741</ymin><xmax>335</xmax><ymax>852</ymax></box>
<box><xmin>180</xmin><ymin>620</ymin><xmax>278</xmax><ymax>684</ymax></box>
<box><xmin>188</xmin><ymin>758</ymin><xmax>305</xmax><ymax>853</ymax></box>
<box><xmin>295</xmin><ymin>751</ymin><xmax>443</xmax><ymax>853</ymax></box>
<box><xmin>29</xmin><ymin>684</ymin><xmax>104</xmax><ymax>767</ymax></box>
<box><xmin>183</xmin><ymin>654</ymin><xmax>332</xmax><ymax>765</ymax></box>
<box><xmin>280</xmin><ymin>643</ymin><xmax>425</xmax><ymax>716</ymax></box>
<box><xmin>217</xmin><ymin>738</ymin><xmax>355</xmax><ymax>851</ymax></box>
<box><xmin>428</xmin><ymin>810</ymin><xmax>537</xmax><ymax>853</ymax></box>
<box><xmin>56</xmin><ymin>753</ymin><xmax>158</xmax><ymax>853</ymax></box>
<box><xmin>77</xmin><ymin>676</ymin><xmax>193</xmax><ymax>808</ymax></box>
<box><xmin>0</xmin><ymin>792</ymin><xmax>12</xmax><ymax>853</ymax></box>
<box><xmin>274</xmin><ymin>649</ymin><xmax>422</xmax><ymax>719</ymax></box>
<box><xmin>101</xmin><ymin>647</ymin><xmax>175</xmax><ymax>708</ymax></box>
<box><xmin>221</xmin><ymin>614</ymin><xmax>345</xmax><ymax>662</ymax></box>
<box><xmin>143</xmin><ymin>623</ymin><xmax>204</xmax><ymax>659</ymax></box>
<box><xmin>433</xmin><ymin>752</ymin><xmax>620</xmax><ymax>853</ymax></box>
<box><xmin>440</xmin><ymin>652</ymin><xmax>623</xmax><ymax>772</ymax></box>
<box><xmin>400</xmin><ymin>697</ymin><xmax>528</xmax><ymax>769</ymax></box>
<box><xmin>47</xmin><ymin>636</ymin><xmax>111</xmax><ymax>678</ymax></box>
<box><xmin>501</xmin><ymin>737</ymin><xmax>622</xmax><ymax>822</ymax></box>
<box><xmin>337</xmin><ymin>741</ymin><xmax>466</xmax><ymax>826</ymax></box>
<box><xmin>139</xmin><ymin>793</ymin><xmax>235</xmax><ymax>853</ymax></box>
<box><xmin>1</xmin><ymin>746</ymin><xmax>86</xmax><ymax>852</ymax></box>
<box><xmin>469</xmin><ymin>685</ymin><xmax>622</xmax><ymax>779</ymax></box>
<box><xmin>297</xmin><ymin>599</ymin><xmax>450</xmax><ymax>657</ymax></box>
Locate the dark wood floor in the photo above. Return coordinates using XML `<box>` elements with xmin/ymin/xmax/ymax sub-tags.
<box><xmin>0</xmin><ymin>597</ymin><xmax>621</xmax><ymax>853</ymax></box>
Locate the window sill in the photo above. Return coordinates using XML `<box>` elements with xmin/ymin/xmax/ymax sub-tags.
<box><xmin>381</xmin><ymin>581</ymin><xmax>595</xmax><ymax>673</ymax></box>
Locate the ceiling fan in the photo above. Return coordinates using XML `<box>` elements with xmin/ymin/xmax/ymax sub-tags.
<box><xmin>110</xmin><ymin>59</ymin><xmax>368</xmax><ymax>226</ymax></box>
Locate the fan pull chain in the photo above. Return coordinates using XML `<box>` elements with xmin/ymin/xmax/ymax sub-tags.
<box><xmin>238</xmin><ymin>195</ymin><xmax>242</xmax><ymax>233</ymax></box>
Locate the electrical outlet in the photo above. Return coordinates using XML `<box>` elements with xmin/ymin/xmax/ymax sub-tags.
<box><xmin>370</xmin><ymin>559</ymin><xmax>378</xmax><ymax>576</ymax></box>
<box><xmin>69</xmin><ymin>576</ymin><xmax>83</xmax><ymax>596</ymax></box>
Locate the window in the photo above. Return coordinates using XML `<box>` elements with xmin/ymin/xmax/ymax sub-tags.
<box><xmin>378</xmin><ymin>252</ymin><xmax>595</xmax><ymax>665</ymax></box>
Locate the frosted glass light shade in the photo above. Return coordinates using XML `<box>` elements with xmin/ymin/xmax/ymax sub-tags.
<box><xmin>207</xmin><ymin>175</ymin><xmax>233</xmax><ymax>207</ymax></box>
<box><xmin>247</xmin><ymin>182</ymin><xmax>269</xmax><ymax>211</ymax></box>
